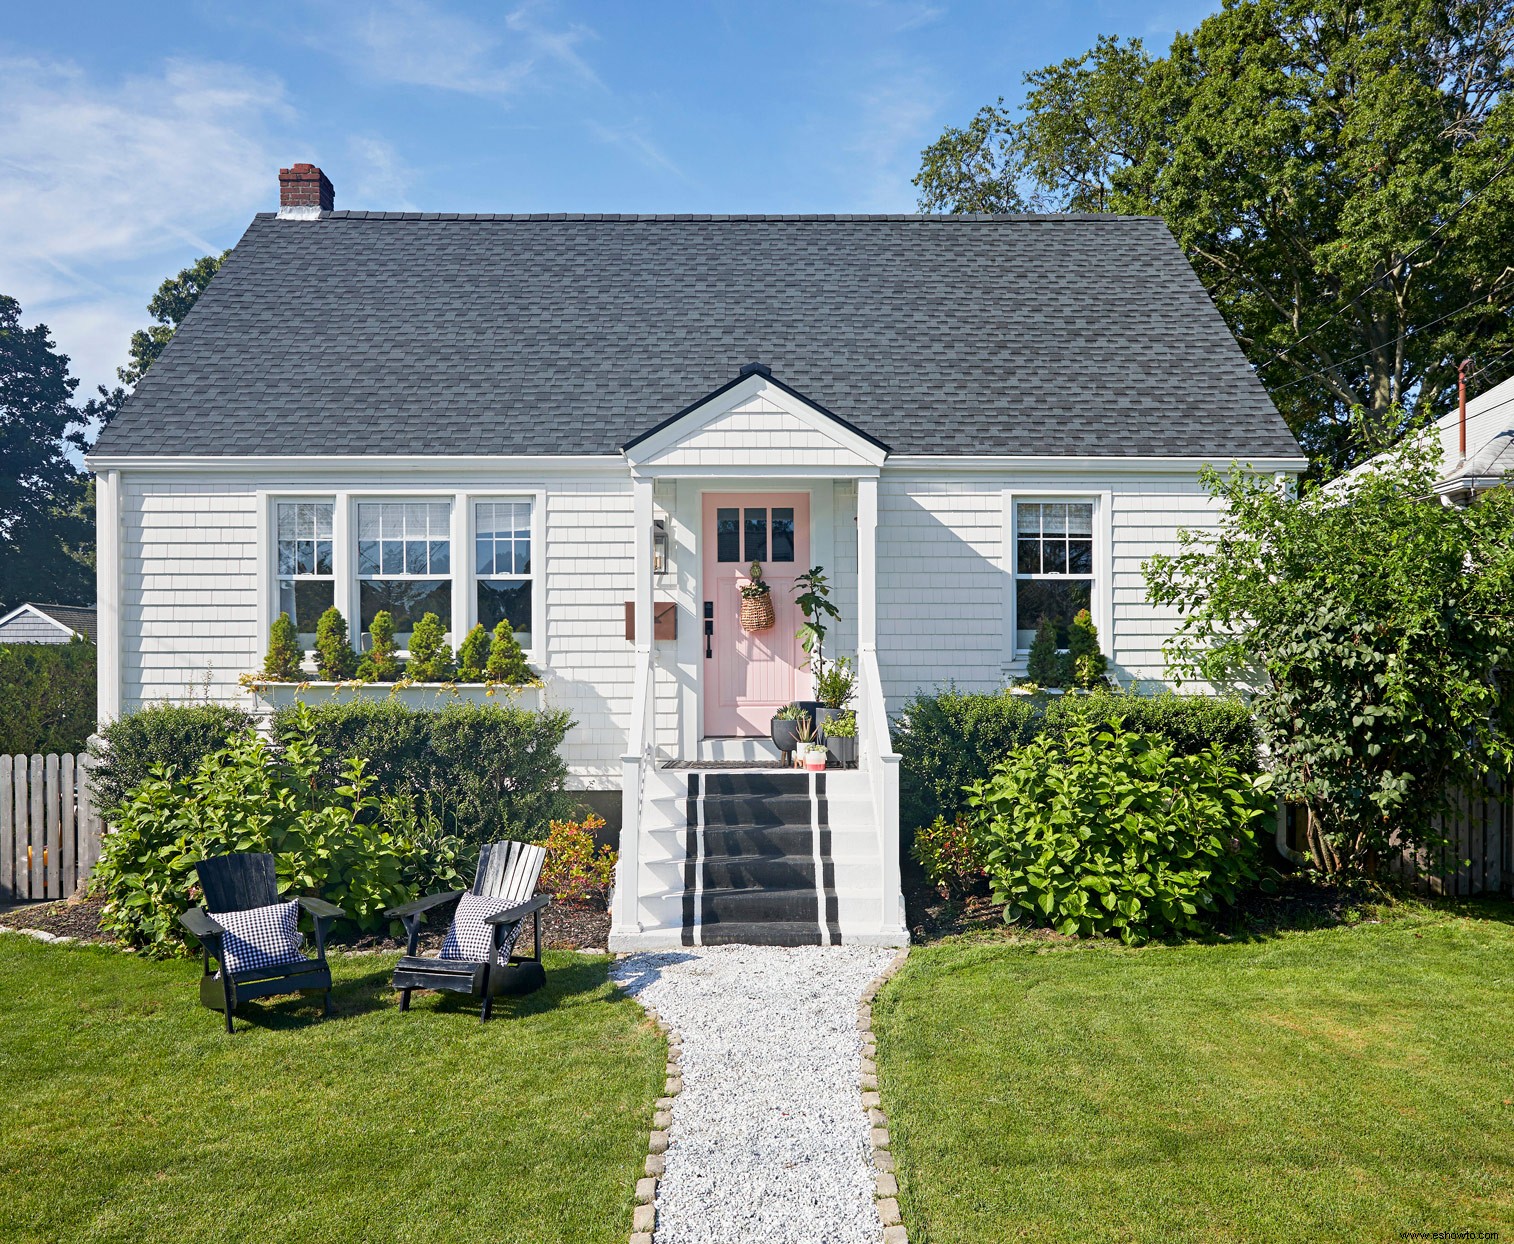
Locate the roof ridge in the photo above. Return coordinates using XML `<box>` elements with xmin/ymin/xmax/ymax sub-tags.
<box><xmin>252</xmin><ymin>210</ymin><xmax>1164</xmax><ymax>224</ymax></box>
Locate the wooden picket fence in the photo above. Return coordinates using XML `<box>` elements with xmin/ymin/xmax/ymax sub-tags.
<box><xmin>0</xmin><ymin>753</ymin><xmax>105</xmax><ymax>904</ymax></box>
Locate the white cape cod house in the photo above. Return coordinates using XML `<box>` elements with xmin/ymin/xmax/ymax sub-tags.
<box><xmin>87</xmin><ymin>164</ymin><xmax>1303</xmax><ymax>950</ymax></box>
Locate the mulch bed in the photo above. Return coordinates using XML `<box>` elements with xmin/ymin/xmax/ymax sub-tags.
<box><xmin>0</xmin><ymin>892</ymin><xmax>612</xmax><ymax>953</ymax></box>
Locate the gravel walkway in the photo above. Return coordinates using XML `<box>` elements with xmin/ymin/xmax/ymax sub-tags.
<box><xmin>612</xmin><ymin>945</ymin><xmax>896</xmax><ymax>1244</ymax></box>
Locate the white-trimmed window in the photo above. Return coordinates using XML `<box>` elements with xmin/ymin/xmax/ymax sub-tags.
<box><xmin>474</xmin><ymin>499</ymin><xmax>533</xmax><ymax>648</ymax></box>
<box><xmin>1015</xmin><ymin>500</ymin><xmax>1094</xmax><ymax>651</ymax></box>
<box><xmin>356</xmin><ymin>501</ymin><xmax>452</xmax><ymax>644</ymax></box>
<box><xmin>276</xmin><ymin>501</ymin><xmax>334</xmax><ymax>646</ymax></box>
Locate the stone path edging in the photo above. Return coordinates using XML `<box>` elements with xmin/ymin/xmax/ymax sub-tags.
<box><xmin>627</xmin><ymin>998</ymin><xmax>681</xmax><ymax>1244</ymax></box>
<box><xmin>858</xmin><ymin>948</ymin><xmax>911</xmax><ymax>1244</ymax></box>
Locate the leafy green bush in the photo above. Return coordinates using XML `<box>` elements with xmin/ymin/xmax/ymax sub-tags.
<box><xmin>485</xmin><ymin>618</ymin><xmax>532</xmax><ymax>685</ymax></box>
<box><xmin>262</xmin><ymin>613</ymin><xmax>302</xmax><ymax>680</ymax></box>
<box><xmin>969</xmin><ymin>719</ymin><xmax>1274</xmax><ymax>943</ymax></box>
<box><xmin>271</xmin><ymin>698</ymin><xmax>576</xmax><ymax>845</ymax></box>
<box><xmin>456</xmin><ymin>623</ymin><xmax>490</xmax><ymax>681</ymax></box>
<box><xmin>314</xmin><ymin>607</ymin><xmax>358</xmax><ymax>680</ymax></box>
<box><xmin>88</xmin><ymin>702</ymin><xmax>252</xmax><ymax>810</ymax></box>
<box><xmin>0</xmin><ymin>639</ymin><xmax>96</xmax><ymax>754</ymax></box>
<box><xmin>91</xmin><ymin>709</ymin><xmax>420</xmax><ymax>955</ymax></box>
<box><xmin>896</xmin><ymin>686</ymin><xmax>1256</xmax><ymax>832</ymax></box>
<box><xmin>911</xmin><ymin>814</ymin><xmax>987</xmax><ymax>896</ymax></box>
<box><xmin>540</xmin><ymin>813</ymin><xmax>617</xmax><ymax>903</ymax></box>
<box><xmin>356</xmin><ymin>610</ymin><xmax>401</xmax><ymax>682</ymax></box>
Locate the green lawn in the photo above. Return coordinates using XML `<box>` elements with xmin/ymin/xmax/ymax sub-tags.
<box><xmin>876</xmin><ymin>906</ymin><xmax>1514</xmax><ymax>1243</ymax></box>
<box><xmin>0</xmin><ymin>937</ymin><xmax>663</xmax><ymax>1244</ymax></box>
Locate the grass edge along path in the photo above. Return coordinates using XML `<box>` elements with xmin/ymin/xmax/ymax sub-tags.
<box><xmin>0</xmin><ymin>937</ymin><xmax>665</xmax><ymax>1244</ymax></box>
<box><xmin>875</xmin><ymin>905</ymin><xmax>1514</xmax><ymax>1244</ymax></box>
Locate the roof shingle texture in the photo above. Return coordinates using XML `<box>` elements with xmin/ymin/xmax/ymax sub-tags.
<box><xmin>94</xmin><ymin>212</ymin><xmax>1300</xmax><ymax>459</ymax></box>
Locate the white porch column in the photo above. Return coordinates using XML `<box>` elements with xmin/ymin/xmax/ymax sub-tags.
<box><xmin>856</xmin><ymin>474</ymin><xmax>878</xmax><ymax>649</ymax></box>
<box><xmin>614</xmin><ymin>473</ymin><xmax>656</xmax><ymax>939</ymax></box>
<box><xmin>632</xmin><ymin>475</ymin><xmax>654</xmax><ymax>649</ymax></box>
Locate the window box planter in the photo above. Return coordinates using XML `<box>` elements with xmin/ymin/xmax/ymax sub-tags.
<box><xmin>244</xmin><ymin>680</ymin><xmax>544</xmax><ymax>713</ymax></box>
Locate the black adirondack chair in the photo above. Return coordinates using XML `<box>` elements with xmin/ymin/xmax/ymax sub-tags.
<box><xmin>177</xmin><ymin>852</ymin><xmax>345</xmax><ymax>1033</ymax></box>
<box><xmin>386</xmin><ymin>840</ymin><xmax>550</xmax><ymax>1022</ymax></box>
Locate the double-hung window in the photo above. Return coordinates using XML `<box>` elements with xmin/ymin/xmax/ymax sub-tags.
<box><xmin>276</xmin><ymin>501</ymin><xmax>334</xmax><ymax>647</ymax></box>
<box><xmin>1015</xmin><ymin>501</ymin><xmax>1094</xmax><ymax>651</ymax></box>
<box><xmin>474</xmin><ymin>499</ymin><xmax>533</xmax><ymax>648</ymax></box>
<box><xmin>356</xmin><ymin>501</ymin><xmax>452</xmax><ymax>644</ymax></box>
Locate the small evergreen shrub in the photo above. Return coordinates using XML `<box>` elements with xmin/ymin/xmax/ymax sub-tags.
<box><xmin>1063</xmin><ymin>608</ymin><xmax>1108</xmax><ymax>689</ymax></box>
<box><xmin>485</xmin><ymin>618</ymin><xmax>533</xmax><ymax>685</ymax></box>
<box><xmin>88</xmin><ymin>702</ymin><xmax>252</xmax><ymax>810</ymax></box>
<box><xmin>314</xmin><ymin>607</ymin><xmax>358</xmax><ymax>680</ymax></box>
<box><xmin>456</xmin><ymin>623</ymin><xmax>490</xmax><ymax>681</ymax></box>
<box><xmin>356</xmin><ymin>610</ymin><xmax>402</xmax><ymax>682</ymax></box>
<box><xmin>1025</xmin><ymin>616</ymin><xmax>1063</xmax><ymax>687</ymax></box>
<box><xmin>261</xmin><ymin>613</ymin><xmax>302</xmax><ymax>680</ymax></box>
<box><xmin>271</xmin><ymin>698</ymin><xmax>576</xmax><ymax>845</ymax></box>
<box><xmin>969</xmin><ymin>719</ymin><xmax>1274</xmax><ymax>943</ymax></box>
<box><xmin>0</xmin><ymin>639</ymin><xmax>96</xmax><ymax>754</ymax></box>
<box><xmin>404</xmin><ymin>612</ymin><xmax>453</xmax><ymax>682</ymax></box>
<box><xmin>540</xmin><ymin>813</ymin><xmax>617</xmax><ymax>903</ymax></box>
<box><xmin>911</xmin><ymin>814</ymin><xmax>987</xmax><ymax>896</ymax></box>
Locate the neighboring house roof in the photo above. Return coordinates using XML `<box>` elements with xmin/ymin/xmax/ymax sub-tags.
<box><xmin>0</xmin><ymin>602</ymin><xmax>97</xmax><ymax>643</ymax></box>
<box><xmin>1432</xmin><ymin>372</ymin><xmax>1514</xmax><ymax>498</ymax></box>
<box><xmin>93</xmin><ymin>212</ymin><xmax>1301</xmax><ymax>461</ymax></box>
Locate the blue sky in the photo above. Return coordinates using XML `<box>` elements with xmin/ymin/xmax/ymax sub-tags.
<box><xmin>1</xmin><ymin>0</ymin><xmax>1215</xmax><ymax>396</ymax></box>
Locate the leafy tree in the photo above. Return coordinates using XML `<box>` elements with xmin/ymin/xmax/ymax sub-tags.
<box><xmin>1145</xmin><ymin>438</ymin><xmax>1514</xmax><ymax>876</ymax></box>
<box><xmin>261</xmin><ymin>613</ymin><xmax>303</xmax><ymax>681</ymax></box>
<box><xmin>917</xmin><ymin>1</ymin><xmax>1514</xmax><ymax>476</ymax></box>
<box><xmin>456</xmin><ymin>623</ymin><xmax>490</xmax><ymax>681</ymax></box>
<box><xmin>405</xmin><ymin>612</ymin><xmax>453</xmax><ymax>682</ymax></box>
<box><xmin>484</xmin><ymin>618</ymin><xmax>532</xmax><ymax>685</ymax></box>
<box><xmin>116</xmin><ymin>252</ymin><xmax>227</xmax><ymax>386</ymax></box>
<box><xmin>313</xmin><ymin>607</ymin><xmax>358</xmax><ymax>680</ymax></box>
<box><xmin>0</xmin><ymin>295</ymin><xmax>93</xmax><ymax>610</ymax></box>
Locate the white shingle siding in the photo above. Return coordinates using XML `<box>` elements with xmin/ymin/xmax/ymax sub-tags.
<box><xmin>638</xmin><ymin>395</ymin><xmax>875</xmax><ymax>470</ymax></box>
<box><xmin>0</xmin><ymin>613</ymin><xmax>75</xmax><ymax>644</ymax></box>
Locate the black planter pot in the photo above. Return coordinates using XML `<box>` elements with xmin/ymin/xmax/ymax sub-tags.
<box><xmin>813</xmin><ymin>705</ymin><xmax>844</xmax><ymax>734</ymax></box>
<box><xmin>824</xmin><ymin>733</ymin><xmax>858</xmax><ymax>767</ymax></box>
<box><xmin>771</xmin><ymin>717</ymin><xmax>801</xmax><ymax>755</ymax></box>
<box><xmin>793</xmin><ymin>700</ymin><xmax>822</xmax><ymax>729</ymax></box>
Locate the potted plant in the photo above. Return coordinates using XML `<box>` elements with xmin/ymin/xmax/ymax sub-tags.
<box><xmin>770</xmin><ymin>703</ymin><xmax>806</xmax><ymax>758</ymax></box>
<box><xmin>813</xmin><ymin>655</ymin><xmax>855</xmax><ymax>733</ymax></box>
<box><xmin>740</xmin><ymin>560</ymin><xmax>775</xmax><ymax>632</ymax></box>
<box><xmin>1064</xmin><ymin>608</ymin><xmax>1109</xmax><ymax>691</ymax></box>
<box><xmin>1025</xmin><ymin>616</ymin><xmax>1065</xmax><ymax>694</ymax></box>
<box><xmin>820</xmin><ymin>708</ymin><xmax>858</xmax><ymax>767</ymax></box>
<box><xmin>793</xmin><ymin>714</ymin><xmax>826</xmax><ymax>770</ymax></box>
<box><xmin>793</xmin><ymin>566</ymin><xmax>840</xmax><ymax>720</ymax></box>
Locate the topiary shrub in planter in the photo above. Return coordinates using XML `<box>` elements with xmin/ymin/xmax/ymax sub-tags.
<box><xmin>968</xmin><ymin>719</ymin><xmax>1274</xmax><ymax>943</ymax></box>
<box><xmin>540</xmin><ymin>813</ymin><xmax>617</xmax><ymax>904</ymax></box>
<box><xmin>91</xmin><ymin>706</ymin><xmax>422</xmax><ymax>955</ymax></box>
<box><xmin>1063</xmin><ymin>608</ymin><xmax>1108</xmax><ymax>689</ymax></box>
<box><xmin>262</xmin><ymin>612</ymin><xmax>303</xmax><ymax>680</ymax></box>
<box><xmin>485</xmin><ymin>618</ymin><xmax>533</xmax><ymax>685</ymax></box>
<box><xmin>314</xmin><ymin>606</ymin><xmax>358</xmax><ymax>680</ymax></box>
<box><xmin>456</xmin><ymin>623</ymin><xmax>490</xmax><ymax>682</ymax></box>
<box><xmin>88</xmin><ymin>702</ymin><xmax>253</xmax><ymax>811</ymax></box>
<box><xmin>1025</xmin><ymin>616</ymin><xmax>1063</xmax><ymax>688</ymax></box>
<box><xmin>404</xmin><ymin>612</ymin><xmax>453</xmax><ymax>682</ymax></box>
<box><xmin>356</xmin><ymin>610</ymin><xmax>402</xmax><ymax>682</ymax></box>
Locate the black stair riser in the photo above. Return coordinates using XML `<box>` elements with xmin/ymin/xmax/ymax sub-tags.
<box><xmin>701</xmin><ymin>855</ymin><xmax>816</xmax><ymax>891</ymax></box>
<box><xmin>703</xmin><ymin>772</ymin><xmax>814</xmax><ymax>798</ymax></box>
<box><xmin>700</xmin><ymin>921</ymin><xmax>823</xmax><ymax>947</ymax></box>
<box><xmin>701</xmin><ymin>826</ymin><xmax>815</xmax><ymax>858</ymax></box>
<box><xmin>703</xmin><ymin>886</ymin><xmax>820</xmax><ymax>923</ymax></box>
<box><xmin>700</xmin><ymin>794</ymin><xmax>813</xmax><ymax>827</ymax></box>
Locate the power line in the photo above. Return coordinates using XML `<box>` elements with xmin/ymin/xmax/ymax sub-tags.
<box><xmin>1255</xmin><ymin>150</ymin><xmax>1514</xmax><ymax>372</ymax></box>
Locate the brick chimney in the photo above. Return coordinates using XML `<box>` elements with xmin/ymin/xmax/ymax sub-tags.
<box><xmin>277</xmin><ymin>163</ymin><xmax>333</xmax><ymax>219</ymax></box>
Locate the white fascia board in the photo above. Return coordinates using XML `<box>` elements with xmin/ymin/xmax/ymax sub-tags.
<box><xmin>84</xmin><ymin>453</ymin><xmax>627</xmax><ymax>479</ymax></box>
<box><xmin>622</xmin><ymin>374</ymin><xmax>889</xmax><ymax>469</ymax></box>
<box><xmin>884</xmin><ymin>454</ymin><xmax>1307</xmax><ymax>474</ymax></box>
<box><xmin>0</xmin><ymin>602</ymin><xmax>77</xmax><ymax>638</ymax></box>
<box><xmin>630</xmin><ymin>464</ymin><xmax>883</xmax><ymax>482</ymax></box>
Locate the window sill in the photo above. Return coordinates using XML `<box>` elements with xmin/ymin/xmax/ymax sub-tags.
<box><xmin>243</xmin><ymin>680</ymin><xmax>544</xmax><ymax>711</ymax></box>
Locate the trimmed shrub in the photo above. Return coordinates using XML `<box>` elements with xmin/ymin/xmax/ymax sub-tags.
<box><xmin>92</xmin><ymin>708</ymin><xmax>425</xmax><ymax>955</ymax></box>
<box><xmin>911</xmin><ymin>814</ymin><xmax>987</xmax><ymax>896</ymax></box>
<box><xmin>0</xmin><ymin>639</ymin><xmax>96</xmax><ymax>754</ymax></box>
<box><xmin>88</xmin><ymin>702</ymin><xmax>252</xmax><ymax>811</ymax></box>
<box><xmin>314</xmin><ymin>607</ymin><xmax>358</xmax><ymax>680</ymax></box>
<box><xmin>540</xmin><ymin>813</ymin><xmax>617</xmax><ymax>903</ymax></box>
<box><xmin>485</xmin><ymin>618</ymin><xmax>532</xmax><ymax>685</ymax></box>
<box><xmin>456</xmin><ymin>623</ymin><xmax>490</xmax><ymax>681</ymax></box>
<box><xmin>262</xmin><ymin>613</ymin><xmax>302</xmax><ymax>680</ymax></box>
<box><xmin>405</xmin><ymin>612</ymin><xmax>453</xmax><ymax>682</ymax></box>
<box><xmin>969</xmin><ymin>719</ymin><xmax>1274</xmax><ymax>943</ymax></box>
<box><xmin>1026</xmin><ymin>617</ymin><xmax>1062</xmax><ymax>687</ymax></box>
<box><xmin>356</xmin><ymin>610</ymin><xmax>401</xmax><ymax>682</ymax></box>
<box><xmin>1064</xmin><ymin>608</ymin><xmax>1108</xmax><ymax>689</ymax></box>
<box><xmin>271</xmin><ymin>698</ymin><xmax>576</xmax><ymax>845</ymax></box>
<box><xmin>896</xmin><ymin>685</ymin><xmax>1257</xmax><ymax>833</ymax></box>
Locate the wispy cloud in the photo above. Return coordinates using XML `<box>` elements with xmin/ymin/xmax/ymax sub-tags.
<box><xmin>0</xmin><ymin>55</ymin><xmax>296</xmax><ymax>392</ymax></box>
<box><xmin>345</xmin><ymin>134</ymin><xmax>419</xmax><ymax>208</ymax></box>
<box><xmin>586</xmin><ymin>119</ymin><xmax>686</xmax><ymax>180</ymax></box>
<box><xmin>844</xmin><ymin>65</ymin><xmax>945</xmax><ymax>211</ymax></box>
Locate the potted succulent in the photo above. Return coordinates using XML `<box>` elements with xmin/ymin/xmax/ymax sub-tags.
<box><xmin>770</xmin><ymin>703</ymin><xmax>806</xmax><ymax>758</ymax></box>
<box><xmin>820</xmin><ymin>708</ymin><xmax>858</xmax><ymax>767</ymax></box>
<box><xmin>793</xmin><ymin>715</ymin><xmax>826</xmax><ymax>770</ymax></box>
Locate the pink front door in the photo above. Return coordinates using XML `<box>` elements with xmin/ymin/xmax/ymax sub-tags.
<box><xmin>702</xmin><ymin>493</ymin><xmax>810</xmax><ymax>737</ymax></box>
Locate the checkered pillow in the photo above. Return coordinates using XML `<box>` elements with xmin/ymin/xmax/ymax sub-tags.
<box><xmin>440</xmin><ymin>894</ymin><xmax>524</xmax><ymax>963</ymax></box>
<box><xmin>214</xmin><ymin>900</ymin><xmax>305</xmax><ymax>974</ymax></box>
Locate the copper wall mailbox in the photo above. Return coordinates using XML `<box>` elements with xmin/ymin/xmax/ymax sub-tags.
<box><xmin>624</xmin><ymin>601</ymin><xmax>678</xmax><ymax>642</ymax></box>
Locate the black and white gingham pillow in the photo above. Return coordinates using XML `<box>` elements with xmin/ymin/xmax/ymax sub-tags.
<box><xmin>440</xmin><ymin>894</ymin><xmax>524</xmax><ymax>962</ymax></box>
<box><xmin>215</xmin><ymin>900</ymin><xmax>305</xmax><ymax>974</ymax></box>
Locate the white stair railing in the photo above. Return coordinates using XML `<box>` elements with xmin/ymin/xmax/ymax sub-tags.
<box><xmin>614</xmin><ymin>644</ymin><xmax>656</xmax><ymax>936</ymax></box>
<box><xmin>858</xmin><ymin>644</ymin><xmax>905</xmax><ymax>937</ymax></box>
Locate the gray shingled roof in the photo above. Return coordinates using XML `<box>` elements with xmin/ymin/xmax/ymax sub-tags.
<box><xmin>94</xmin><ymin>212</ymin><xmax>1300</xmax><ymax>459</ymax></box>
<box><xmin>23</xmin><ymin>604</ymin><xmax>97</xmax><ymax>642</ymax></box>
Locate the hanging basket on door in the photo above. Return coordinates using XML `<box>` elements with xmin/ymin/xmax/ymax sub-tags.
<box><xmin>739</xmin><ymin>560</ymin><xmax>776</xmax><ymax>632</ymax></box>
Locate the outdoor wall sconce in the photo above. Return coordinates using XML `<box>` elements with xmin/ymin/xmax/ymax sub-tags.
<box><xmin>652</xmin><ymin>518</ymin><xmax>670</xmax><ymax>577</ymax></box>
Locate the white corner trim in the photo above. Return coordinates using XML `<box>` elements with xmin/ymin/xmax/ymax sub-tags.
<box><xmin>96</xmin><ymin>470</ymin><xmax>122</xmax><ymax>724</ymax></box>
